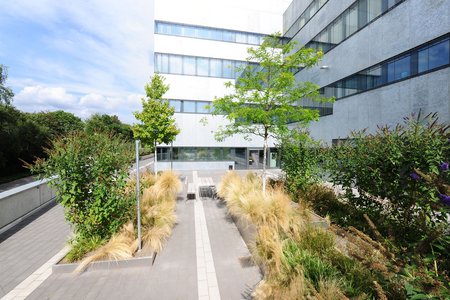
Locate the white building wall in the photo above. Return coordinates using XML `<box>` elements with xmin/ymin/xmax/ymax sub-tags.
<box><xmin>154</xmin><ymin>0</ymin><xmax>290</xmax><ymax>152</ymax></box>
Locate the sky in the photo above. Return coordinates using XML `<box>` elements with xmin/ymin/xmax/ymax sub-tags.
<box><xmin>0</xmin><ymin>0</ymin><xmax>154</xmax><ymax>124</ymax></box>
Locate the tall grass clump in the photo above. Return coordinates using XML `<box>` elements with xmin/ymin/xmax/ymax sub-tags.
<box><xmin>75</xmin><ymin>170</ymin><xmax>181</xmax><ymax>272</ymax></box>
<box><xmin>219</xmin><ymin>172</ymin><xmax>397</xmax><ymax>299</ymax></box>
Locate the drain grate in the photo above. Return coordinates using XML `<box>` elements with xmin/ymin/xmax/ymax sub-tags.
<box><xmin>199</xmin><ymin>185</ymin><xmax>217</xmax><ymax>199</ymax></box>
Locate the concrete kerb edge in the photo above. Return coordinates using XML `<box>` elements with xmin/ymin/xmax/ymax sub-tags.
<box><xmin>52</xmin><ymin>256</ymin><xmax>154</xmax><ymax>274</ymax></box>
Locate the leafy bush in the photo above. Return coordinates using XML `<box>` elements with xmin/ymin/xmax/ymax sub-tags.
<box><xmin>31</xmin><ymin>131</ymin><xmax>133</xmax><ymax>239</ymax></box>
<box><xmin>279</xmin><ymin>132</ymin><xmax>323</xmax><ymax>198</ymax></box>
<box><xmin>325</xmin><ymin>113</ymin><xmax>450</xmax><ymax>253</ymax></box>
<box><xmin>322</xmin><ymin>113</ymin><xmax>450</xmax><ymax>298</ymax></box>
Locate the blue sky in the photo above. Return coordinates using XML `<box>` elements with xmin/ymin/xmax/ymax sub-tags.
<box><xmin>0</xmin><ymin>1</ymin><xmax>154</xmax><ymax>124</ymax></box>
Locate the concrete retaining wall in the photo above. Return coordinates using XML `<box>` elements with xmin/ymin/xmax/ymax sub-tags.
<box><xmin>0</xmin><ymin>179</ymin><xmax>56</xmax><ymax>229</ymax></box>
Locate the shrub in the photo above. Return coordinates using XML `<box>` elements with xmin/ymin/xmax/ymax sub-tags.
<box><xmin>279</xmin><ymin>132</ymin><xmax>323</xmax><ymax>199</ymax></box>
<box><xmin>76</xmin><ymin>171</ymin><xmax>181</xmax><ymax>271</ymax></box>
<box><xmin>31</xmin><ymin>131</ymin><xmax>133</xmax><ymax>240</ymax></box>
<box><xmin>325</xmin><ymin>113</ymin><xmax>450</xmax><ymax>253</ymax></box>
<box><xmin>323</xmin><ymin>113</ymin><xmax>450</xmax><ymax>298</ymax></box>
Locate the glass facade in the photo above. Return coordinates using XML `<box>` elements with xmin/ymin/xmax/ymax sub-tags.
<box><xmin>306</xmin><ymin>0</ymin><xmax>405</xmax><ymax>53</ymax></box>
<box><xmin>284</xmin><ymin>0</ymin><xmax>329</xmax><ymax>39</ymax></box>
<box><xmin>320</xmin><ymin>35</ymin><xmax>450</xmax><ymax>100</ymax></box>
<box><xmin>155</xmin><ymin>21</ymin><xmax>265</xmax><ymax>45</ymax></box>
<box><xmin>157</xmin><ymin>147</ymin><xmax>281</xmax><ymax>169</ymax></box>
<box><xmin>168</xmin><ymin>99</ymin><xmax>214</xmax><ymax>114</ymax></box>
<box><xmin>155</xmin><ymin>53</ymin><xmax>256</xmax><ymax>79</ymax></box>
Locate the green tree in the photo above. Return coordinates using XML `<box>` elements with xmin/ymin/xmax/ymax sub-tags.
<box><xmin>133</xmin><ymin>75</ymin><xmax>180</xmax><ymax>168</ymax></box>
<box><xmin>0</xmin><ymin>105</ymin><xmax>48</xmax><ymax>177</ymax></box>
<box><xmin>210</xmin><ymin>34</ymin><xmax>332</xmax><ymax>192</ymax></box>
<box><xmin>85</xmin><ymin>113</ymin><xmax>133</xmax><ymax>141</ymax></box>
<box><xmin>0</xmin><ymin>64</ymin><xmax>14</xmax><ymax>105</ymax></box>
<box><xmin>28</xmin><ymin>110</ymin><xmax>84</xmax><ymax>139</ymax></box>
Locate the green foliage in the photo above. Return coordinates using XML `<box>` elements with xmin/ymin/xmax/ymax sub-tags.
<box><xmin>0</xmin><ymin>104</ymin><xmax>48</xmax><ymax>176</ymax></box>
<box><xmin>85</xmin><ymin>113</ymin><xmax>133</xmax><ymax>141</ymax></box>
<box><xmin>31</xmin><ymin>131</ymin><xmax>134</xmax><ymax>239</ymax></box>
<box><xmin>325</xmin><ymin>113</ymin><xmax>450</xmax><ymax>252</ymax></box>
<box><xmin>211</xmin><ymin>34</ymin><xmax>332</xmax><ymax>141</ymax></box>
<box><xmin>133</xmin><ymin>74</ymin><xmax>180</xmax><ymax>146</ymax></box>
<box><xmin>0</xmin><ymin>106</ymin><xmax>84</xmax><ymax>178</ymax></box>
<box><xmin>320</xmin><ymin>113</ymin><xmax>450</xmax><ymax>298</ymax></box>
<box><xmin>280</xmin><ymin>130</ymin><xmax>323</xmax><ymax>197</ymax></box>
<box><xmin>282</xmin><ymin>231</ymin><xmax>381</xmax><ymax>298</ymax></box>
<box><xmin>210</xmin><ymin>33</ymin><xmax>332</xmax><ymax>191</ymax></box>
<box><xmin>28</xmin><ymin>110</ymin><xmax>84</xmax><ymax>139</ymax></box>
<box><xmin>305</xmin><ymin>184</ymin><xmax>366</xmax><ymax>228</ymax></box>
<box><xmin>0</xmin><ymin>64</ymin><xmax>14</xmax><ymax>105</ymax></box>
<box><xmin>65</xmin><ymin>235</ymin><xmax>106</xmax><ymax>263</ymax></box>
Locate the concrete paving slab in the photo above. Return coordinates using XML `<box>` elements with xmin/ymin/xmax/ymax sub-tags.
<box><xmin>15</xmin><ymin>169</ymin><xmax>273</xmax><ymax>300</ymax></box>
<box><xmin>0</xmin><ymin>203</ymin><xmax>71</xmax><ymax>298</ymax></box>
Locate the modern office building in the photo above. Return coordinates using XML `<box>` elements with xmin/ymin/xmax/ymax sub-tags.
<box><xmin>153</xmin><ymin>0</ymin><xmax>290</xmax><ymax>170</ymax></box>
<box><xmin>284</xmin><ymin>0</ymin><xmax>450</xmax><ymax>144</ymax></box>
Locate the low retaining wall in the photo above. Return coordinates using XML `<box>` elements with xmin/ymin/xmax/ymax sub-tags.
<box><xmin>0</xmin><ymin>178</ymin><xmax>56</xmax><ymax>229</ymax></box>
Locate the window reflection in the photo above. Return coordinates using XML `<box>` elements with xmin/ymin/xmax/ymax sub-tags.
<box><xmin>183</xmin><ymin>57</ymin><xmax>196</xmax><ymax>75</ymax></box>
<box><xmin>284</xmin><ymin>0</ymin><xmax>329</xmax><ymax>39</ymax></box>
<box><xmin>155</xmin><ymin>21</ymin><xmax>265</xmax><ymax>45</ymax></box>
<box><xmin>183</xmin><ymin>101</ymin><xmax>196</xmax><ymax>113</ymax></box>
<box><xmin>196</xmin><ymin>57</ymin><xmax>209</xmax><ymax>76</ymax></box>
<box><xmin>306</xmin><ymin>0</ymin><xmax>406</xmax><ymax>54</ymax></box>
<box><xmin>321</xmin><ymin>35</ymin><xmax>449</xmax><ymax>101</ymax></box>
<box><xmin>155</xmin><ymin>53</ymin><xmax>248</xmax><ymax>79</ymax></box>
<box><xmin>196</xmin><ymin>102</ymin><xmax>210</xmax><ymax>113</ymax></box>
<box><xmin>169</xmin><ymin>100</ymin><xmax>182</xmax><ymax>113</ymax></box>
<box><xmin>169</xmin><ymin>56</ymin><xmax>182</xmax><ymax>74</ymax></box>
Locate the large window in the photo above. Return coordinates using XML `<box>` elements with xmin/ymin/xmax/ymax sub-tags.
<box><xmin>155</xmin><ymin>21</ymin><xmax>266</xmax><ymax>45</ymax></box>
<box><xmin>319</xmin><ymin>35</ymin><xmax>450</xmax><ymax>101</ymax></box>
<box><xmin>284</xmin><ymin>0</ymin><xmax>330</xmax><ymax>39</ymax></box>
<box><xmin>155</xmin><ymin>53</ymin><xmax>251</xmax><ymax>79</ymax></box>
<box><xmin>168</xmin><ymin>99</ymin><xmax>213</xmax><ymax>114</ymax></box>
<box><xmin>306</xmin><ymin>0</ymin><xmax>405</xmax><ymax>55</ymax></box>
<box><xmin>156</xmin><ymin>147</ymin><xmax>280</xmax><ymax>170</ymax></box>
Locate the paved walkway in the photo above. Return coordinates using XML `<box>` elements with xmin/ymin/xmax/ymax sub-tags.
<box><xmin>0</xmin><ymin>202</ymin><xmax>71</xmax><ymax>299</ymax></box>
<box><xmin>0</xmin><ymin>169</ymin><xmax>268</xmax><ymax>300</ymax></box>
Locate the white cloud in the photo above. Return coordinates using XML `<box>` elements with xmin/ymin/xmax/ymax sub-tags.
<box><xmin>15</xmin><ymin>85</ymin><xmax>77</xmax><ymax>109</ymax></box>
<box><xmin>14</xmin><ymin>85</ymin><xmax>144</xmax><ymax>124</ymax></box>
<box><xmin>0</xmin><ymin>0</ymin><xmax>154</xmax><ymax>121</ymax></box>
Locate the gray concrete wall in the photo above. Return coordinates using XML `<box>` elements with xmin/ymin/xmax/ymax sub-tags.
<box><xmin>283</xmin><ymin>0</ymin><xmax>314</xmax><ymax>34</ymax></box>
<box><xmin>286</xmin><ymin>0</ymin><xmax>450</xmax><ymax>144</ymax></box>
<box><xmin>289</xmin><ymin>0</ymin><xmax>353</xmax><ymax>48</ymax></box>
<box><xmin>0</xmin><ymin>179</ymin><xmax>56</xmax><ymax>229</ymax></box>
<box><xmin>307</xmin><ymin>68</ymin><xmax>450</xmax><ymax>144</ymax></box>
<box><xmin>296</xmin><ymin>0</ymin><xmax>450</xmax><ymax>87</ymax></box>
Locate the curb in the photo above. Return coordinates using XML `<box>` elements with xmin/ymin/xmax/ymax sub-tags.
<box><xmin>52</xmin><ymin>256</ymin><xmax>154</xmax><ymax>274</ymax></box>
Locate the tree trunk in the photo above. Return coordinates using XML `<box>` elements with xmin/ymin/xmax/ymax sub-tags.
<box><xmin>262</xmin><ymin>128</ymin><xmax>268</xmax><ymax>194</ymax></box>
<box><xmin>154</xmin><ymin>139</ymin><xmax>158</xmax><ymax>177</ymax></box>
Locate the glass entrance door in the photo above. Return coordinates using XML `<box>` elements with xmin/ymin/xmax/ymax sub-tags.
<box><xmin>248</xmin><ymin>149</ymin><xmax>264</xmax><ymax>169</ymax></box>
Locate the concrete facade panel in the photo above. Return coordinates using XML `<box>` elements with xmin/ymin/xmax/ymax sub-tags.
<box><xmin>154</xmin><ymin>35</ymin><xmax>253</xmax><ymax>61</ymax></box>
<box><xmin>297</xmin><ymin>0</ymin><xmax>450</xmax><ymax>87</ymax></box>
<box><xmin>307</xmin><ymin>68</ymin><xmax>450</xmax><ymax>144</ymax></box>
